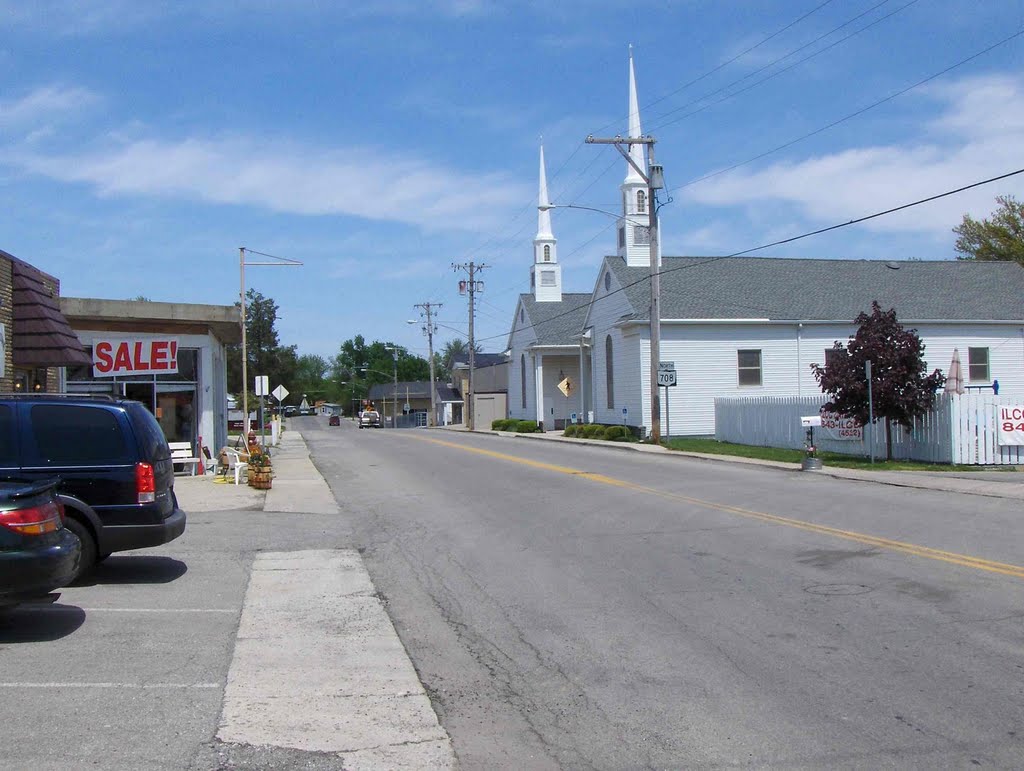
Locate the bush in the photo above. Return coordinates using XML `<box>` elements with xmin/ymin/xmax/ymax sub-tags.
<box><xmin>492</xmin><ymin>418</ymin><xmax>515</xmax><ymax>431</ymax></box>
<box><xmin>603</xmin><ymin>425</ymin><xmax>627</xmax><ymax>441</ymax></box>
<box><xmin>563</xmin><ymin>424</ymin><xmax>579</xmax><ymax>437</ymax></box>
<box><xmin>516</xmin><ymin>420</ymin><xmax>539</xmax><ymax>433</ymax></box>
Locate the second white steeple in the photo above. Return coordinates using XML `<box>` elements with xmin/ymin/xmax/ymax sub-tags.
<box><xmin>617</xmin><ymin>47</ymin><xmax>657</xmax><ymax>268</ymax></box>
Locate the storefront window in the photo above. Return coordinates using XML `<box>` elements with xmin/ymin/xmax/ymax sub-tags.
<box><xmin>67</xmin><ymin>346</ymin><xmax>200</xmax><ymax>444</ymax></box>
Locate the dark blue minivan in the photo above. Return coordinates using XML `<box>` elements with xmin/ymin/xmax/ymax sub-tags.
<box><xmin>0</xmin><ymin>395</ymin><xmax>186</xmax><ymax>581</ymax></box>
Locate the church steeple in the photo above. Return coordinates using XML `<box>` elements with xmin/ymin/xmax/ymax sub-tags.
<box><xmin>532</xmin><ymin>142</ymin><xmax>562</xmax><ymax>302</ymax></box>
<box><xmin>617</xmin><ymin>46</ymin><xmax>655</xmax><ymax>267</ymax></box>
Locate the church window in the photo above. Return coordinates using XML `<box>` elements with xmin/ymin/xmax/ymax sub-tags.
<box><xmin>521</xmin><ymin>354</ymin><xmax>527</xmax><ymax>409</ymax></box>
<box><xmin>637</xmin><ymin>190</ymin><xmax>646</xmax><ymax>213</ymax></box>
<box><xmin>634</xmin><ymin>225</ymin><xmax>650</xmax><ymax>245</ymax></box>
<box><xmin>604</xmin><ymin>271</ymin><xmax>611</xmax><ymax>291</ymax></box>
<box><xmin>520</xmin><ymin>308</ymin><xmax>525</xmax><ymax>323</ymax></box>
<box><xmin>618</xmin><ymin>227</ymin><xmax>625</xmax><ymax>249</ymax></box>
<box><xmin>540</xmin><ymin>271</ymin><xmax>556</xmax><ymax>287</ymax></box>
<box><xmin>605</xmin><ymin>335</ymin><xmax>615</xmax><ymax>409</ymax></box>
<box><xmin>543</xmin><ymin>245</ymin><xmax>551</xmax><ymax>262</ymax></box>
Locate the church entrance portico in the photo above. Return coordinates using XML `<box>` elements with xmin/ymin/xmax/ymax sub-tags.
<box><xmin>533</xmin><ymin>350</ymin><xmax>581</xmax><ymax>431</ymax></box>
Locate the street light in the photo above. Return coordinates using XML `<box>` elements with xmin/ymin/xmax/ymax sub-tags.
<box><xmin>539</xmin><ymin>200</ymin><xmax>665</xmax><ymax>441</ymax></box>
<box><xmin>384</xmin><ymin>346</ymin><xmax>400</xmax><ymax>428</ymax></box>
<box><xmin>585</xmin><ymin>133</ymin><xmax>666</xmax><ymax>444</ymax></box>
<box><xmin>238</xmin><ymin>247</ymin><xmax>302</xmax><ymax>435</ymax></box>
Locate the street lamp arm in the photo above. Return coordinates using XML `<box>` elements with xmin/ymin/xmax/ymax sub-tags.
<box><xmin>539</xmin><ymin>203</ymin><xmax>650</xmax><ymax>229</ymax></box>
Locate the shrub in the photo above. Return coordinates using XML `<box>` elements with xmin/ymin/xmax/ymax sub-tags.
<box><xmin>516</xmin><ymin>420</ymin><xmax>539</xmax><ymax>433</ymax></box>
<box><xmin>581</xmin><ymin>424</ymin><xmax>605</xmax><ymax>439</ymax></box>
<box><xmin>492</xmin><ymin>418</ymin><xmax>515</xmax><ymax>431</ymax></box>
<box><xmin>563</xmin><ymin>424</ymin><xmax>579</xmax><ymax>437</ymax></box>
<box><xmin>603</xmin><ymin>425</ymin><xmax>627</xmax><ymax>441</ymax></box>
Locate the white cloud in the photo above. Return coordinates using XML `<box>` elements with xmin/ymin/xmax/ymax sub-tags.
<box><xmin>0</xmin><ymin>86</ymin><xmax>99</xmax><ymax>129</ymax></box>
<box><xmin>681</xmin><ymin>74</ymin><xmax>1024</xmax><ymax>235</ymax></box>
<box><xmin>5</xmin><ymin>135</ymin><xmax>529</xmax><ymax>231</ymax></box>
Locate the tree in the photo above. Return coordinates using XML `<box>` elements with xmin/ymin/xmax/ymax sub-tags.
<box><xmin>331</xmin><ymin>335</ymin><xmax>430</xmax><ymax>411</ymax></box>
<box><xmin>439</xmin><ymin>337</ymin><xmax>481</xmax><ymax>380</ymax></box>
<box><xmin>225</xmin><ymin>289</ymin><xmax>297</xmax><ymax>401</ymax></box>
<box><xmin>953</xmin><ymin>195</ymin><xmax>1024</xmax><ymax>264</ymax></box>
<box><xmin>811</xmin><ymin>302</ymin><xmax>946</xmax><ymax>460</ymax></box>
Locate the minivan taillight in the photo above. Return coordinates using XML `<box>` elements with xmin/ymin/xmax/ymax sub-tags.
<box><xmin>136</xmin><ymin>462</ymin><xmax>156</xmax><ymax>503</ymax></box>
<box><xmin>0</xmin><ymin>501</ymin><xmax>62</xmax><ymax>535</ymax></box>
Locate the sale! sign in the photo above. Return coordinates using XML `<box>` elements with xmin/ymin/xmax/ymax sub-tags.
<box><xmin>997</xmin><ymin>405</ymin><xmax>1024</xmax><ymax>445</ymax></box>
<box><xmin>92</xmin><ymin>338</ymin><xmax>179</xmax><ymax>377</ymax></box>
<box><xmin>818</xmin><ymin>410</ymin><xmax>863</xmax><ymax>441</ymax></box>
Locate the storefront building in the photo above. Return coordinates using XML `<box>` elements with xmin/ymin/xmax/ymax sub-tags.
<box><xmin>0</xmin><ymin>249</ymin><xmax>92</xmax><ymax>391</ymax></box>
<box><xmin>60</xmin><ymin>298</ymin><xmax>240</xmax><ymax>456</ymax></box>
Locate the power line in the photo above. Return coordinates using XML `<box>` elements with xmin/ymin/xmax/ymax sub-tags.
<box><xmin>474</xmin><ymin>165</ymin><xmax>1024</xmax><ymax>345</ymax></box>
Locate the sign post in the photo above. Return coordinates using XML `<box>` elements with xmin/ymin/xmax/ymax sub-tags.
<box><xmin>657</xmin><ymin>362</ymin><xmax>677</xmax><ymax>441</ymax></box>
<box><xmin>865</xmin><ymin>360</ymin><xmax>874</xmax><ymax>464</ymax></box>
<box><xmin>272</xmin><ymin>384</ymin><xmax>289</xmax><ymax>445</ymax></box>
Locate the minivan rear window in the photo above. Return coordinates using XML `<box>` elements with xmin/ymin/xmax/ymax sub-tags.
<box><xmin>125</xmin><ymin>402</ymin><xmax>171</xmax><ymax>460</ymax></box>
<box><xmin>28</xmin><ymin>405</ymin><xmax>129</xmax><ymax>465</ymax></box>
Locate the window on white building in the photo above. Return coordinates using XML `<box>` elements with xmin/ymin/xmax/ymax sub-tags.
<box><xmin>540</xmin><ymin>271</ymin><xmax>556</xmax><ymax>287</ymax></box>
<box><xmin>521</xmin><ymin>354</ymin><xmax>527</xmax><ymax>409</ymax></box>
<box><xmin>634</xmin><ymin>225</ymin><xmax>650</xmax><ymax>245</ymax></box>
<box><xmin>738</xmin><ymin>349</ymin><xmax>762</xmax><ymax>386</ymax></box>
<box><xmin>605</xmin><ymin>335</ymin><xmax>614</xmax><ymax>408</ymax></box>
<box><xmin>543</xmin><ymin>245</ymin><xmax>551</xmax><ymax>262</ymax></box>
<box><xmin>637</xmin><ymin>190</ymin><xmax>646</xmax><ymax>213</ymax></box>
<box><xmin>968</xmin><ymin>347</ymin><xmax>990</xmax><ymax>382</ymax></box>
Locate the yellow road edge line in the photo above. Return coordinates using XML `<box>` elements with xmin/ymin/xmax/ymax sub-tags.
<box><xmin>408</xmin><ymin>434</ymin><xmax>1024</xmax><ymax>580</ymax></box>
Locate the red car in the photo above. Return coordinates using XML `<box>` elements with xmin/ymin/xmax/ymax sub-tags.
<box><xmin>328</xmin><ymin>414</ymin><xmax>341</xmax><ymax>426</ymax></box>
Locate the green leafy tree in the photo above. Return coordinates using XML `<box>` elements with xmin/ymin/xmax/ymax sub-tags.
<box><xmin>226</xmin><ymin>289</ymin><xmax>297</xmax><ymax>402</ymax></box>
<box><xmin>953</xmin><ymin>195</ymin><xmax>1024</xmax><ymax>264</ymax></box>
<box><xmin>331</xmin><ymin>335</ymin><xmax>429</xmax><ymax>412</ymax></box>
<box><xmin>811</xmin><ymin>302</ymin><xmax>946</xmax><ymax>460</ymax></box>
<box><xmin>439</xmin><ymin>337</ymin><xmax>481</xmax><ymax>380</ymax></box>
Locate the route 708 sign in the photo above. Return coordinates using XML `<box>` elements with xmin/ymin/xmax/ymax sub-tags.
<box><xmin>657</xmin><ymin>361</ymin><xmax>677</xmax><ymax>388</ymax></box>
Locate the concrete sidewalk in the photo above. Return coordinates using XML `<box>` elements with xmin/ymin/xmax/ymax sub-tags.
<box><xmin>453</xmin><ymin>425</ymin><xmax>1024</xmax><ymax>501</ymax></box>
<box><xmin>172</xmin><ymin>429</ymin><xmax>456</xmax><ymax>769</ymax></box>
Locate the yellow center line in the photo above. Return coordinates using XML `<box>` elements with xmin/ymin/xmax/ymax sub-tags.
<box><xmin>407</xmin><ymin>434</ymin><xmax>1024</xmax><ymax>580</ymax></box>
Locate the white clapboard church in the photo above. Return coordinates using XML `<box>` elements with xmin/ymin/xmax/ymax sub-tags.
<box><xmin>507</xmin><ymin>51</ymin><xmax>1024</xmax><ymax>436</ymax></box>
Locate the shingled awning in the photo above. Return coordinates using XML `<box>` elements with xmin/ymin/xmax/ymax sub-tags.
<box><xmin>10</xmin><ymin>256</ymin><xmax>91</xmax><ymax>368</ymax></box>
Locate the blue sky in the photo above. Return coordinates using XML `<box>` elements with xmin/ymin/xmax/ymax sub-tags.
<box><xmin>2</xmin><ymin>1</ymin><xmax>1023</xmax><ymax>364</ymax></box>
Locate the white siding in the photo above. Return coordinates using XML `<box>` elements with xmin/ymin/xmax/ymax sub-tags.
<box><xmin>586</xmin><ymin>265</ymin><xmax>642</xmax><ymax>426</ymax></box>
<box><xmin>658</xmin><ymin>321</ymin><xmax>1024</xmax><ymax>436</ymax></box>
<box><xmin>538</xmin><ymin>355</ymin><xmax>580</xmax><ymax>427</ymax></box>
<box><xmin>506</xmin><ymin>302</ymin><xmax>539</xmax><ymax>421</ymax></box>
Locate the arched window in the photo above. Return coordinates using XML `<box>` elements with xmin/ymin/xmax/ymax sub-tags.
<box><xmin>543</xmin><ymin>245</ymin><xmax>551</xmax><ymax>262</ymax></box>
<box><xmin>604</xmin><ymin>271</ymin><xmax>611</xmax><ymax>291</ymax></box>
<box><xmin>521</xmin><ymin>354</ymin><xmax>527</xmax><ymax>409</ymax></box>
<box><xmin>605</xmin><ymin>335</ymin><xmax>614</xmax><ymax>409</ymax></box>
<box><xmin>637</xmin><ymin>190</ymin><xmax>646</xmax><ymax>213</ymax></box>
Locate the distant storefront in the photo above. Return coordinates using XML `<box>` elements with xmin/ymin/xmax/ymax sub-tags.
<box><xmin>61</xmin><ymin>298</ymin><xmax>240</xmax><ymax>455</ymax></box>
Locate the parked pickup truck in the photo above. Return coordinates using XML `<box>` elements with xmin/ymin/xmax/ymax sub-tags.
<box><xmin>358</xmin><ymin>410</ymin><xmax>382</xmax><ymax>429</ymax></box>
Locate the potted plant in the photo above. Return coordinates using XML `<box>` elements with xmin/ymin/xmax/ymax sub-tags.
<box><xmin>247</xmin><ymin>448</ymin><xmax>272</xmax><ymax>489</ymax></box>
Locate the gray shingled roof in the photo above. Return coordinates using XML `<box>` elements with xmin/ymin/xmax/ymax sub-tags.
<box><xmin>519</xmin><ymin>293</ymin><xmax>592</xmax><ymax>346</ymax></box>
<box><xmin>605</xmin><ymin>256</ymin><xmax>1024</xmax><ymax>321</ymax></box>
<box><xmin>452</xmin><ymin>352</ymin><xmax>508</xmax><ymax>368</ymax></box>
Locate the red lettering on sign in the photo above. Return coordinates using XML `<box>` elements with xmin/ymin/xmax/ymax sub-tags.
<box><xmin>113</xmin><ymin>343</ymin><xmax>132</xmax><ymax>371</ymax></box>
<box><xmin>151</xmin><ymin>341</ymin><xmax>168</xmax><ymax>370</ymax></box>
<box><xmin>132</xmin><ymin>341</ymin><xmax>150</xmax><ymax>371</ymax></box>
<box><xmin>169</xmin><ymin>341</ymin><xmax>177</xmax><ymax>371</ymax></box>
<box><xmin>94</xmin><ymin>341</ymin><xmax>114</xmax><ymax>374</ymax></box>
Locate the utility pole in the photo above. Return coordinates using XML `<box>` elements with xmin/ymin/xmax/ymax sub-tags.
<box><xmin>413</xmin><ymin>302</ymin><xmax>441</xmax><ymax>427</ymax></box>
<box><xmin>585</xmin><ymin>134</ymin><xmax>665</xmax><ymax>443</ymax></box>
<box><xmin>453</xmin><ymin>262</ymin><xmax>486</xmax><ymax>431</ymax></box>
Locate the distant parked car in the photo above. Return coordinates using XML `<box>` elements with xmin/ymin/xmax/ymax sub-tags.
<box><xmin>0</xmin><ymin>478</ymin><xmax>81</xmax><ymax>608</ymax></box>
<box><xmin>328</xmin><ymin>414</ymin><xmax>340</xmax><ymax>426</ymax></box>
<box><xmin>0</xmin><ymin>394</ymin><xmax>187</xmax><ymax>581</ymax></box>
<box><xmin>284</xmin><ymin>406</ymin><xmax>297</xmax><ymax>417</ymax></box>
<box><xmin>359</xmin><ymin>410</ymin><xmax>381</xmax><ymax>429</ymax></box>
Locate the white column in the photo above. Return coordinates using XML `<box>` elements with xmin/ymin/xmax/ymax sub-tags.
<box><xmin>534</xmin><ymin>354</ymin><xmax>544</xmax><ymax>428</ymax></box>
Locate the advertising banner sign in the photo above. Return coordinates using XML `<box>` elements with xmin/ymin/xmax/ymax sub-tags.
<box><xmin>819</xmin><ymin>409</ymin><xmax>863</xmax><ymax>441</ymax></box>
<box><xmin>92</xmin><ymin>338</ymin><xmax>179</xmax><ymax>377</ymax></box>
<box><xmin>998</xmin><ymin>405</ymin><xmax>1024</xmax><ymax>445</ymax></box>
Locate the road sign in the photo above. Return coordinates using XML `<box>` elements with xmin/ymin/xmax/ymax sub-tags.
<box><xmin>254</xmin><ymin>375</ymin><xmax>269</xmax><ymax>396</ymax></box>
<box><xmin>657</xmin><ymin>369</ymin><xmax>677</xmax><ymax>387</ymax></box>
<box><xmin>622</xmin><ymin>407</ymin><xmax>628</xmax><ymax>416</ymax></box>
<box><xmin>570</xmin><ymin>412</ymin><xmax>578</xmax><ymax>424</ymax></box>
<box><xmin>558</xmin><ymin>377</ymin><xmax>574</xmax><ymax>397</ymax></box>
<box><xmin>272</xmin><ymin>384</ymin><xmax>289</xmax><ymax>402</ymax></box>
<box><xmin>658</xmin><ymin>361</ymin><xmax>676</xmax><ymax>371</ymax></box>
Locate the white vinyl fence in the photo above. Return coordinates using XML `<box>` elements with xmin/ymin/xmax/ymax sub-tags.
<box><xmin>715</xmin><ymin>394</ymin><xmax>1024</xmax><ymax>465</ymax></box>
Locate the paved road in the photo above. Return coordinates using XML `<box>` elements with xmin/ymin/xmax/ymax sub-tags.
<box><xmin>307</xmin><ymin>420</ymin><xmax>1024</xmax><ymax>769</ymax></box>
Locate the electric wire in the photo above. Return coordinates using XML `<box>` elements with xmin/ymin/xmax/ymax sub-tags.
<box><xmin>473</xmin><ymin>165</ymin><xmax>1024</xmax><ymax>345</ymax></box>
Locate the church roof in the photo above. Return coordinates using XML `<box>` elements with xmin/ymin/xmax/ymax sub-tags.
<box><xmin>604</xmin><ymin>256</ymin><xmax>1024</xmax><ymax>322</ymax></box>
<box><xmin>519</xmin><ymin>293</ymin><xmax>592</xmax><ymax>346</ymax></box>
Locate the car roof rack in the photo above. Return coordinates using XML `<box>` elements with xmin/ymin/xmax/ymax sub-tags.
<box><xmin>0</xmin><ymin>392</ymin><xmax>116</xmax><ymax>401</ymax></box>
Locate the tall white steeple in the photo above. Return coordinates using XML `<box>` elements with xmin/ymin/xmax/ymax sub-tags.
<box><xmin>532</xmin><ymin>142</ymin><xmax>562</xmax><ymax>302</ymax></box>
<box><xmin>618</xmin><ymin>46</ymin><xmax>655</xmax><ymax>267</ymax></box>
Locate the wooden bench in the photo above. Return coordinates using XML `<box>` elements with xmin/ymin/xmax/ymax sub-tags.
<box><xmin>169</xmin><ymin>441</ymin><xmax>202</xmax><ymax>476</ymax></box>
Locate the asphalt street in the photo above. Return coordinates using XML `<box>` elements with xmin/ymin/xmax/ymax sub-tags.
<box><xmin>306</xmin><ymin>419</ymin><xmax>1024</xmax><ymax>769</ymax></box>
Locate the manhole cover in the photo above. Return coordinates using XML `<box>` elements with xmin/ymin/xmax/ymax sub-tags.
<box><xmin>804</xmin><ymin>583</ymin><xmax>873</xmax><ymax>596</ymax></box>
